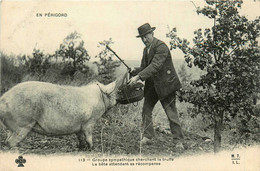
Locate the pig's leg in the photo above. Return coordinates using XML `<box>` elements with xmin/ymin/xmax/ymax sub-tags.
<box><xmin>82</xmin><ymin>121</ymin><xmax>95</xmax><ymax>150</ymax></box>
<box><xmin>76</xmin><ymin>131</ymin><xmax>87</xmax><ymax>150</ymax></box>
<box><xmin>5</xmin><ymin>130</ymin><xmax>12</xmax><ymax>145</ymax></box>
<box><xmin>7</xmin><ymin>122</ymin><xmax>35</xmax><ymax>148</ymax></box>
<box><xmin>0</xmin><ymin>119</ymin><xmax>18</xmax><ymax>146</ymax></box>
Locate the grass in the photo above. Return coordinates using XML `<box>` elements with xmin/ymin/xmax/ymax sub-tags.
<box><xmin>0</xmin><ymin>101</ymin><xmax>214</xmax><ymax>156</ymax></box>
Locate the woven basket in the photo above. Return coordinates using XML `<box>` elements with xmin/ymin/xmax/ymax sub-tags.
<box><xmin>116</xmin><ymin>82</ymin><xmax>144</xmax><ymax>104</ymax></box>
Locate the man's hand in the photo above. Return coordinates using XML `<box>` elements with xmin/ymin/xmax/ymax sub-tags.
<box><xmin>129</xmin><ymin>67</ymin><xmax>137</xmax><ymax>77</ymax></box>
<box><xmin>129</xmin><ymin>67</ymin><xmax>136</xmax><ymax>74</ymax></box>
<box><xmin>128</xmin><ymin>75</ymin><xmax>140</xmax><ymax>86</ymax></box>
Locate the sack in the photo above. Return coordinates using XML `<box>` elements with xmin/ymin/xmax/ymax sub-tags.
<box><xmin>116</xmin><ymin>82</ymin><xmax>144</xmax><ymax>104</ymax></box>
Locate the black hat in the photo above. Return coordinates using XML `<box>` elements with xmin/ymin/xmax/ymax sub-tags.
<box><xmin>136</xmin><ymin>23</ymin><xmax>156</xmax><ymax>38</ymax></box>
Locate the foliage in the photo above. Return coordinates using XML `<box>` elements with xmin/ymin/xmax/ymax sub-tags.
<box><xmin>55</xmin><ymin>31</ymin><xmax>90</xmax><ymax>76</ymax></box>
<box><xmin>94</xmin><ymin>38</ymin><xmax>121</xmax><ymax>84</ymax></box>
<box><xmin>0</xmin><ymin>53</ymin><xmax>24</xmax><ymax>94</ymax></box>
<box><xmin>177</xmin><ymin>63</ymin><xmax>207</xmax><ymax>129</ymax></box>
<box><xmin>21</xmin><ymin>62</ymin><xmax>95</xmax><ymax>87</ymax></box>
<box><xmin>167</xmin><ymin>0</ymin><xmax>260</xmax><ymax>152</ymax></box>
<box><xmin>21</xmin><ymin>48</ymin><xmax>52</xmax><ymax>75</ymax></box>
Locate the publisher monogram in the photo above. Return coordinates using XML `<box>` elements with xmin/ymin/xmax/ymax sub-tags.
<box><xmin>231</xmin><ymin>154</ymin><xmax>240</xmax><ymax>164</ymax></box>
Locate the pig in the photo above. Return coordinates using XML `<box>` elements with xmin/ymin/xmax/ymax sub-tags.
<box><xmin>0</xmin><ymin>72</ymin><xmax>127</xmax><ymax>150</ymax></box>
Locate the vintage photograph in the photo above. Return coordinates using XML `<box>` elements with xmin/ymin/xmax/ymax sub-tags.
<box><xmin>0</xmin><ymin>0</ymin><xmax>259</xmax><ymax>170</ymax></box>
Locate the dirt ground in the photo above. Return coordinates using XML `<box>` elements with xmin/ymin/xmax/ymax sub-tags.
<box><xmin>0</xmin><ymin>124</ymin><xmax>218</xmax><ymax>157</ymax></box>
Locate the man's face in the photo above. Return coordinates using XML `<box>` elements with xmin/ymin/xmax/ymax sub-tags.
<box><xmin>141</xmin><ymin>32</ymin><xmax>154</xmax><ymax>47</ymax></box>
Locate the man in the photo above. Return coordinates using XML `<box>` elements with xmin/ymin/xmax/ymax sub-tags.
<box><xmin>128</xmin><ymin>23</ymin><xmax>184</xmax><ymax>150</ymax></box>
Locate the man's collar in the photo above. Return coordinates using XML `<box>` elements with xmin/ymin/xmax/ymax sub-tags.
<box><xmin>147</xmin><ymin>43</ymin><xmax>152</xmax><ymax>49</ymax></box>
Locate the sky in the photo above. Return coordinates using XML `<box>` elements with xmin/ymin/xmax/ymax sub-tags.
<box><xmin>0</xmin><ymin>0</ymin><xmax>259</xmax><ymax>61</ymax></box>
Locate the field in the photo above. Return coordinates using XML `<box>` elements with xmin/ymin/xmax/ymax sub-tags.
<box><xmin>0</xmin><ymin>57</ymin><xmax>259</xmax><ymax>157</ymax></box>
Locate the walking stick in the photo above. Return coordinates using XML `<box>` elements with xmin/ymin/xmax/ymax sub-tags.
<box><xmin>106</xmin><ymin>45</ymin><xmax>131</xmax><ymax>71</ymax></box>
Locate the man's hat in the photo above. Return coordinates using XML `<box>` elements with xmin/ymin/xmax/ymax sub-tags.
<box><xmin>136</xmin><ymin>23</ymin><xmax>156</xmax><ymax>38</ymax></box>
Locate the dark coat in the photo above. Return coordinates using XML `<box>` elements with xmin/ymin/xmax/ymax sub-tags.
<box><xmin>135</xmin><ymin>37</ymin><xmax>181</xmax><ymax>100</ymax></box>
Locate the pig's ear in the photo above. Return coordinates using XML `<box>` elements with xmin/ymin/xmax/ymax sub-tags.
<box><xmin>97</xmin><ymin>83</ymin><xmax>106</xmax><ymax>92</ymax></box>
<box><xmin>106</xmin><ymin>81</ymin><xmax>117</xmax><ymax>94</ymax></box>
<box><xmin>97</xmin><ymin>82</ymin><xmax>116</xmax><ymax>94</ymax></box>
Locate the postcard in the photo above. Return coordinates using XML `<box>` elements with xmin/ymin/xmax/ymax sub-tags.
<box><xmin>0</xmin><ymin>0</ymin><xmax>259</xmax><ymax>170</ymax></box>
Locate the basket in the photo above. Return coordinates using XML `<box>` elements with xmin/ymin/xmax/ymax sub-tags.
<box><xmin>116</xmin><ymin>82</ymin><xmax>144</xmax><ymax>104</ymax></box>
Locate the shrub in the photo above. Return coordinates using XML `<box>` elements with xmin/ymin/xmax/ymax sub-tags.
<box><xmin>94</xmin><ymin>38</ymin><xmax>121</xmax><ymax>84</ymax></box>
<box><xmin>0</xmin><ymin>52</ymin><xmax>24</xmax><ymax>94</ymax></box>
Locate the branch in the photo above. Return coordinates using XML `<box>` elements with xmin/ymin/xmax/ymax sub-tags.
<box><xmin>173</xmin><ymin>35</ymin><xmax>213</xmax><ymax>61</ymax></box>
<box><xmin>213</xmin><ymin>2</ymin><xmax>218</xmax><ymax>63</ymax></box>
<box><xmin>190</xmin><ymin>1</ymin><xmax>199</xmax><ymax>11</ymax></box>
<box><xmin>226</xmin><ymin>45</ymin><xmax>239</xmax><ymax>58</ymax></box>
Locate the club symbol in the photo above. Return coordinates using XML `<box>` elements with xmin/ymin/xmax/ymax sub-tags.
<box><xmin>15</xmin><ymin>156</ymin><xmax>26</xmax><ymax>167</ymax></box>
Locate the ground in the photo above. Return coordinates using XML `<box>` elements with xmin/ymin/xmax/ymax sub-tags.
<box><xmin>0</xmin><ymin>126</ymin><xmax>213</xmax><ymax>157</ymax></box>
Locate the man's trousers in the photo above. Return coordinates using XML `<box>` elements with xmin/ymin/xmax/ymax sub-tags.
<box><xmin>142</xmin><ymin>85</ymin><xmax>184</xmax><ymax>140</ymax></box>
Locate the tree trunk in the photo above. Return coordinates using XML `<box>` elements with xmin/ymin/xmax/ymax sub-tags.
<box><xmin>73</xmin><ymin>59</ymin><xmax>76</xmax><ymax>72</ymax></box>
<box><xmin>214</xmin><ymin>111</ymin><xmax>224</xmax><ymax>153</ymax></box>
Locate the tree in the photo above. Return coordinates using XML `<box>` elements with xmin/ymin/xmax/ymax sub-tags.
<box><xmin>22</xmin><ymin>48</ymin><xmax>51</xmax><ymax>74</ymax></box>
<box><xmin>56</xmin><ymin>31</ymin><xmax>90</xmax><ymax>75</ymax></box>
<box><xmin>94</xmin><ymin>38</ymin><xmax>121</xmax><ymax>84</ymax></box>
<box><xmin>167</xmin><ymin>0</ymin><xmax>260</xmax><ymax>152</ymax></box>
